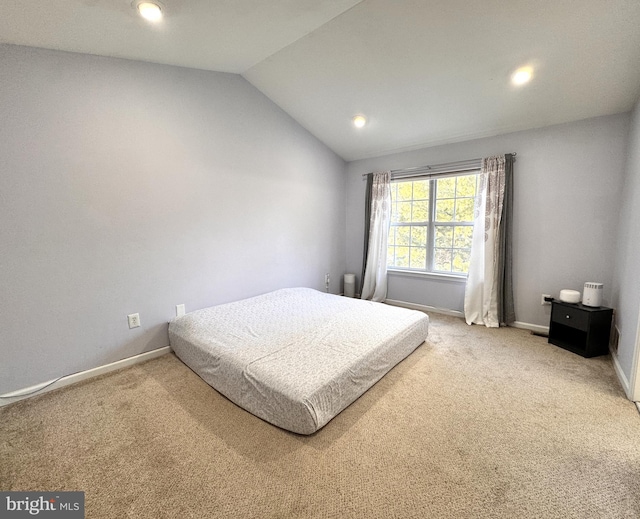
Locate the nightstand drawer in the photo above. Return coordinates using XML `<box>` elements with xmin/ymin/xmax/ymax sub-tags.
<box><xmin>551</xmin><ymin>304</ymin><xmax>589</xmax><ymax>331</ymax></box>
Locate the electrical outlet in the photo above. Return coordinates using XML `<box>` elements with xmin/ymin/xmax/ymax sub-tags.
<box><xmin>541</xmin><ymin>294</ymin><xmax>552</xmax><ymax>305</ymax></box>
<box><xmin>127</xmin><ymin>313</ymin><xmax>141</xmax><ymax>329</ymax></box>
<box><xmin>176</xmin><ymin>304</ymin><xmax>185</xmax><ymax>317</ymax></box>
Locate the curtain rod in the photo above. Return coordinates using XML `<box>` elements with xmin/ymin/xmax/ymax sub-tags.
<box><xmin>361</xmin><ymin>152</ymin><xmax>516</xmax><ymax>179</ymax></box>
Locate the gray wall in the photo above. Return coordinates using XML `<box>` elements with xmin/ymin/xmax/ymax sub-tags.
<box><xmin>612</xmin><ymin>98</ymin><xmax>640</xmax><ymax>384</ymax></box>
<box><xmin>0</xmin><ymin>44</ymin><xmax>346</xmax><ymax>394</ymax></box>
<box><xmin>346</xmin><ymin>113</ymin><xmax>630</xmax><ymax>328</ymax></box>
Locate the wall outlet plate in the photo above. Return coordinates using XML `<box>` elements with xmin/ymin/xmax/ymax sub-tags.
<box><xmin>541</xmin><ymin>294</ymin><xmax>552</xmax><ymax>305</ymax></box>
<box><xmin>176</xmin><ymin>304</ymin><xmax>185</xmax><ymax>317</ymax></box>
<box><xmin>127</xmin><ymin>313</ymin><xmax>140</xmax><ymax>329</ymax></box>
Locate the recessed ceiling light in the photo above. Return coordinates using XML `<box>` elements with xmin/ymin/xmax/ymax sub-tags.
<box><xmin>511</xmin><ymin>67</ymin><xmax>533</xmax><ymax>86</ymax></box>
<box><xmin>137</xmin><ymin>2</ymin><xmax>163</xmax><ymax>22</ymax></box>
<box><xmin>352</xmin><ymin>115</ymin><xmax>367</xmax><ymax>128</ymax></box>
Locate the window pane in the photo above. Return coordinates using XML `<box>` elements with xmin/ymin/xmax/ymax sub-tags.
<box><xmin>453</xmin><ymin>226</ymin><xmax>473</xmax><ymax>248</ymax></box>
<box><xmin>437</xmin><ymin>177</ymin><xmax>455</xmax><ymax>198</ymax></box>
<box><xmin>435</xmin><ymin>226</ymin><xmax>453</xmax><ymax>248</ymax></box>
<box><xmin>396</xmin><ymin>246</ymin><xmax>410</xmax><ymax>268</ymax></box>
<box><xmin>434</xmin><ymin>248</ymin><xmax>452</xmax><ymax>271</ymax></box>
<box><xmin>456</xmin><ymin>175</ymin><xmax>477</xmax><ymax>197</ymax></box>
<box><xmin>389</xmin><ymin>173</ymin><xmax>477</xmax><ymax>275</ymax></box>
<box><xmin>396</xmin><ymin>226</ymin><xmax>410</xmax><ymax>246</ymax></box>
<box><xmin>412</xmin><ymin>180</ymin><xmax>429</xmax><ymax>200</ymax></box>
<box><xmin>454</xmin><ymin>198</ymin><xmax>474</xmax><ymax>222</ymax></box>
<box><xmin>452</xmin><ymin>250</ymin><xmax>471</xmax><ymax>273</ymax></box>
<box><xmin>397</xmin><ymin>182</ymin><xmax>413</xmax><ymax>201</ymax></box>
<box><xmin>436</xmin><ymin>199</ymin><xmax>454</xmax><ymax>221</ymax></box>
<box><xmin>410</xmin><ymin>247</ymin><xmax>427</xmax><ymax>269</ymax></box>
<box><xmin>412</xmin><ymin>200</ymin><xmax>429</xmax><ymax>222</ymax></box>
<box><xmin>396</xmin><ymin>201</ymin><xmax>412</xmax><ymax>223</ymax></box>
<box><xmin>388</xmin><ymin>226</ymin><xmax>395</xmax><ymax>246</ymax></box>
<box><xmin>411</xmin><ymin>226</ymin><xmax>427</xmax><ymax>246</ymax></box>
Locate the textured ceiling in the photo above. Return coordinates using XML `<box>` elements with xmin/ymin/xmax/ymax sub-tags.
<box><xmin>2</xmin><ymin>0</ymin><xmax>640</xmax><ymax>160</ymax></box>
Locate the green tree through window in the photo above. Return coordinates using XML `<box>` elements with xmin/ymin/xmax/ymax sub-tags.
<box><xmin>388</xmin><ymin>172</ymin><xmax>478</xmax><ymax>275</ymax></box>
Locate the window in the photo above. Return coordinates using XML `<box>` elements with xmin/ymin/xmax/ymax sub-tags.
<box><xmin>387</xmin><ymin>171</ymin><xmax>479</xmax><ymax>275</ymax></box>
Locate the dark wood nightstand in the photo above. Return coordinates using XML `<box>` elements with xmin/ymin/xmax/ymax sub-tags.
<box><xmin>548</xmin><ymin>300</ymin><xmax>613</xmax><ymax>358</ymax></box>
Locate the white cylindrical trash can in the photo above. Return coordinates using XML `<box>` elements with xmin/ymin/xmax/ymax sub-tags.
<box><xmin>344</xmin><ymin>273</ymin><xmax>356</xmax><ymax>298</ymax></box>
<box><xmin>583</xmin><ymin>282</ymin><xmax>603</xmax><ymax>307</ymax></box>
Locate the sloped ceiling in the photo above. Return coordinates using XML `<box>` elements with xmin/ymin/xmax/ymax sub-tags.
<box><xmin>2</xmin><ymin>0</ymin><xmax>640</xmax><ymax>160</ymax></box>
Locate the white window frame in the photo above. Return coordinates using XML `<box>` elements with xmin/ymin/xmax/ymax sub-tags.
<box><xmin>387</xmin><ymin>170</ymin><xmax>480</xmax><ymax>277</ymax></box>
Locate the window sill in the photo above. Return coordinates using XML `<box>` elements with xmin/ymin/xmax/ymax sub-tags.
<box><xmin>388</xmin><ymin>269</ymin><xmax>467</xmax><ymax>283</ymax></box>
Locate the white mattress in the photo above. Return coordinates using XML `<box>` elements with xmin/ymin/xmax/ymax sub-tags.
<box><xmin>168</xmin><ymin>287</ymin><xmax>429</xmax><ymax>434</ymax></box>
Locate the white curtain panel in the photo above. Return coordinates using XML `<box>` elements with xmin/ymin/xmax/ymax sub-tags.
<box><xmin>464</xmin><ymin>156</ymin><xmax>506</xmax><ymax>327</ymax></box>
<box><xmin>361</xmin><ymin>171</ymin><xmax>391</xmax><ymax>302</ymax></box>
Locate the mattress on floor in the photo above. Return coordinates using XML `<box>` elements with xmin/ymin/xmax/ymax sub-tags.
<box><xmin>168</xmin><ymin>287</ymin><xmax>429</xmax><ymax>434</ymax></box>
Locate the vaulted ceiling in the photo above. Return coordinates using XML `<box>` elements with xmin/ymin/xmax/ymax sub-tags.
<box><xmin>2</xmin><ymin>0</ymin><xmax>640</xmax><ymax>160</ymax></box>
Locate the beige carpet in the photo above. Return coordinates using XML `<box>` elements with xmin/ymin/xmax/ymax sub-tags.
<box><xmin>2</xmin><ymin>314</ymin><xmax>639</xmax><ymax>518</ymax></box>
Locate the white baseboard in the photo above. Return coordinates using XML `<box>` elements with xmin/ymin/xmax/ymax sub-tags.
<box><xmin>0</xmin><ymin>346</ymin><xmax>171</xmax><ymax>407</ymax></box>
<box><xmin>511</xmin><ymin>321</ymin><xmax>550</xmax><ymax>335</ymax></box>
<box><xmin>385</xmin><ymin>300</ymin><xmax>551</xmax><ymax>336</ymax></box>
<box><xmin>384</xmin><ymin>299</ymin><xmax>464</xmax><ymax>318</ymax></box>
<box><xmin>611</xmin><ymin>349</ymin><xmax>631</xmax><ymax>398</ymax></box>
